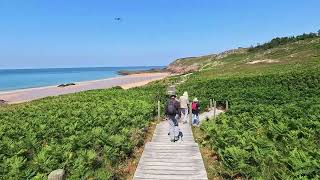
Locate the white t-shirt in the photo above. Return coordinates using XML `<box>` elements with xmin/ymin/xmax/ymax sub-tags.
<box><xmin>179</xmin><ymin>96</ymin><xmax>189</xmax><ymax>109</ymax></box>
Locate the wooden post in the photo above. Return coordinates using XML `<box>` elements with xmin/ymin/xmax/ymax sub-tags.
<box><xmin>158</xmin><ymin>100</ymin><xmax>161</xmax><ymax>121</ymax></box>
<box><xmin>210</xmin><ymin>99</ymin><xmax>213</xmax><ymax>110</ymax></box>
<box><xmin>212</xmin><ymin>99</ymin><xmax>215</xmax><ymax>110</ymax></box>
<box><xmin>189</xmin><ymin>104</ymin><xmax>192</xmax><ymax>125</ymax></box>
<box><xmin>226</xmin><ymin>100</ymin><xmax>229</xmax><ymax>111</ymax></box>
<box><xmin>213</xmin><ymin>100</ymin><xmax>216</xmax><ymax>119</ymax></box>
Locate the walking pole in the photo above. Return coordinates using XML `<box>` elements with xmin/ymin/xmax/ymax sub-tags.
<box><xmin>210</xmin><ymin>99</ymin><xmax>213</xmax><ymax>110</ymax></box>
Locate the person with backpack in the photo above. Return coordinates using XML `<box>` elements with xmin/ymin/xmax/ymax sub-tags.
<box><xmin>165</xmin><ymin>92</ymin><xmax>181</xmax><ymax>142</ymax></box>
<box><xmin>191</xmin><ymin>98</ymin><xmax>200</xmax><ymax>125</ymax></box>
<box><xmin>179</xmin><ymin>92</ymin><xmax>190</xmax><ymax>124</ymax></box>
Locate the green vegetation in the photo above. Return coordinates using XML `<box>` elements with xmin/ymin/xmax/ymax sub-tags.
<box><xmin>1</xmin><ymin>31</ymin><xmax>319</xmax><ymax>179</ymax></box>
<box><xmin>170</xmin><ymin>35</ymin><xmax>320</xmax><ymax>77</ymax></box>
<box><xmin>249</xmin><ymin>31</ymin><xmax>320</xmax><ymax>52</ymax></box>
<box><xmin>176</xmin><ymin>35</ymin><xmax>320</xmax><ymax>179</ymax></box>
<box><xmin>0</xmin><ymin>85</ymin><xmax>166</xmax><ymax>179</ymax></box>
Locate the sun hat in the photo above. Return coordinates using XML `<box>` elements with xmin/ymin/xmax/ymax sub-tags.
<box><xmin>168</xmin><ymin>90</ymin><xmax>176</xmax><ymax>97</ymax></box>
<box><xmin>167</xmin><ymin>85</ymin><xmax>176</xmax><ymax>96</ymax></box>
<box><xmin>193</xmin><ymin>98</ymin><xmax>198</xmax><ymax>102</ymax></box>
<box><xmin>183</xmin><ymin>91</ymin><xmax>188</xmax><ymax>98</ymax></box>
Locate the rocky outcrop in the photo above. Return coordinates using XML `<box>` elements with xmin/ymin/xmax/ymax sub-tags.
<box><xmin>117</xmin><ymin>68</ymin><xmax>167</xmax><ymax>75</ymax></box>
<box><xmin>0</xmin><ymin>99</ymin><xmax>7</xmax><ymax>105</ymax></box>
<box><xmin>57</xmin><ymin>83</ymin><xmax>76</xmax><ymax>88</ymax></box>
<box><xmin>166</xmin><ymin>63</ymin><xmax>200</xmax><ymax>74</ymax></box>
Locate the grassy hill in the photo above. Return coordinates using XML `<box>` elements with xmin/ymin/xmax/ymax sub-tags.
<box><xmin>169</xmin><ymin>34</ymin><xmax>320</xmax><ymax>77</ymax></box>
<box><xmin>174</xmin><ymin>34</ymin><xmax>320</xmax><ymax>179</ymax></box>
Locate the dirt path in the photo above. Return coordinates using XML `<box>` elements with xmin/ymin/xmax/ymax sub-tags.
<box><xmin>199</xmin><ymin>108</ymin><xmax>224</xmax><ymax>123</ymax></box>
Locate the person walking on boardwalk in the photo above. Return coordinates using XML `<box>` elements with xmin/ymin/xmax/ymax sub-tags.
<box><xmin>179</xmin><ymin>91</ymin><xmax>190</xmax><ymax>124</ymax></box>
<box><xmin>191</xmin><ymin>98</ymin><xmax>200</xmax><ymax>126</ymax></box>
<box><xmin>165</xmin><ymin>92</ymin><xmax>181</xmax><ymax>142</ymax></box>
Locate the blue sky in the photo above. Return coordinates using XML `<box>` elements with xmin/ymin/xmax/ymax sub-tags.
<box><xmin>0</xmin><ymin>0</ymin><xmax>319</xmax><ymax>69</ymax></box>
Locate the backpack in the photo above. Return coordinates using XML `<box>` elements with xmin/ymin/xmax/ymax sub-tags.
<box><xmin>167</xmin><ymin>100</ymin><xmax>177</xmax><ymax>115</ymax></box>
<box><xmin>192</xmin><ymin>102</ymin><xmax>197</xmax><ymax>110</ymax></box>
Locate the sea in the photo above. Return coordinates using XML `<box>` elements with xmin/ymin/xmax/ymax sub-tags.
<box><xmin>0</xmin><ymin>66</ymin><xmax>164</xmax><ymax>92</ymax></box>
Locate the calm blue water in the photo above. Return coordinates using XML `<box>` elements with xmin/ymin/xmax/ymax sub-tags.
<box><xmin>0</xmin><ymin>66</ymin><xmax>164</xmax><ymax>92</ymax></box>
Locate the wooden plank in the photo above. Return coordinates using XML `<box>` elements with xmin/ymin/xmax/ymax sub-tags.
<box><xmin>138</xmin><ymin>161</ymin><xmax>203</xmax><ymax>166</ymax></box>
<box><xmin>134</xmin><ymin>174</ymin><xmax>208</xmax><ymax>180</ymax></box>
<box><xmin>135</xmin><ymin>170</ymin><xmax>206</xmax><ymax>176</ymax></box>
<box><xmin>137</xmin><ymin>166</ymin><xmax>199</xmax><ymax>171</ymax></box>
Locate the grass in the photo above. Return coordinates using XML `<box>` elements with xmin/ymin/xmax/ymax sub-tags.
<box><xmin>192</xmin><ymin>126</ymin><xmax>225</xmax><ymax>180</ymax></box>
<box><xmin>0</xmin><ymin>85</ymin><xmax>167</xmax><ymax>179</ymax></box>
<box><xmin>171</xmin><ymin>37</ymin><xmax>320</xmax><ymax>78</ymax></box>
<box><xmin>119</xmin><ymin>119</ymin><xmax>160</xmax><ymax>180</ymax></box>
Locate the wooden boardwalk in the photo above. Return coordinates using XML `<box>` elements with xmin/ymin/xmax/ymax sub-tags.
<box><xmin>133</xmin><ymin>121</ymin><xmax>208</xmax><ymax>180</ymax></box>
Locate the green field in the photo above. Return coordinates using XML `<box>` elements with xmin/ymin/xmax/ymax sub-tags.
<box><xmin>176</xmin><ymin>35</ymin><xmax>320</xmax><ymax>179</ymax></box>
<box><xmin>0</xmin><ymin>85</ymin><xmax>166</xmax><ymax>179</ymax></box>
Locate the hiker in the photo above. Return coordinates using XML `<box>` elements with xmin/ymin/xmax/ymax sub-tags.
<box><xmin>165</xmin><ymin>92</ymin><xmax>181</xmax><ymax>142</ymax></box>
<box><xmin>191</xmin><ymin>98</ymin><xmax>200</xmax><ymax>125</ymax></box>
<box><xmin>179</xmin><ymin>92</ymin><xmax>190</xmax><ymax>124</ymax></box>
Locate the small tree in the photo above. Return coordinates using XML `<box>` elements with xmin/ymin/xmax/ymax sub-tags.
<box><xmin>318</xmin><ymin>29</ymin><xmax>320</xmax><ymax>36</ymax></box>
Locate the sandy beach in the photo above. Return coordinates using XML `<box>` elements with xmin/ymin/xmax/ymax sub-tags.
<box><xmin>0</xmin><ymin>72</ymin><xmax>169</xmax><ymax>104</ymax></box>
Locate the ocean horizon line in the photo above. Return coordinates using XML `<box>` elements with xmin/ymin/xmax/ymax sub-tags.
<box><xmin>0</xmin><ymin>65</ymin><xmax>166</xmax><ymax>71</ymax></box>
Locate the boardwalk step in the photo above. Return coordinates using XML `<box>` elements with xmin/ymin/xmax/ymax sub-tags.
<box><xmin>137</xmin><ymin>161</ymin><xmax>204</xmax><ymax>166</ymax></box>
<box><xmin>134</xmin><ymin>174</ymin><xmax>208</xmax><ymax>180</ymax></box>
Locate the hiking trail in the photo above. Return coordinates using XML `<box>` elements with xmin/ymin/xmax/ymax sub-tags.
<box><xmin>133</xmin><ymin>108</ymin><xmax>223</xmax><ymax>180</ymax></box>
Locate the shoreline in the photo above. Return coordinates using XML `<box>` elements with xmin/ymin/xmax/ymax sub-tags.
<box><xmin>0</xmin><ymin>75</ymin><xmax>124</xmax><ymax>95</ymax></box>
<box><xmin>0</xmin><ymin>72</ymin><xmax>170</xmax><ymax>104</ymax></box>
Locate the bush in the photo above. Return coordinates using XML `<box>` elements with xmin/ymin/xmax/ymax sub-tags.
<box><xmin>248</xmin><ymin>31</ymin><xmax>319</xmax><ymax>52</ymax></box>
<box><xmin>178</xmin><ymin>69</ymin><xmax>320</xmax><ymax>179</ymax></box>
<box><xmin>0</xmin><ymin>84</ymin><xmax>166</xmax><ymax>179</ymax></box>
